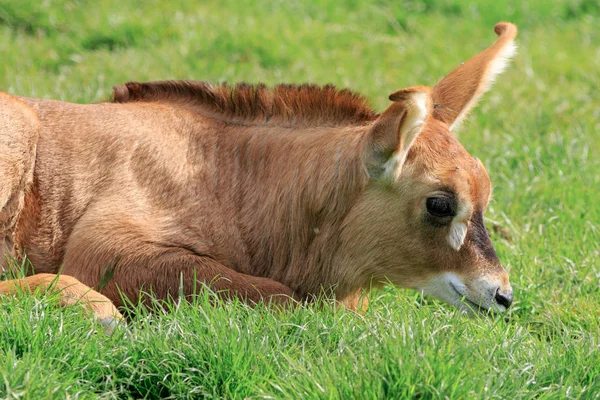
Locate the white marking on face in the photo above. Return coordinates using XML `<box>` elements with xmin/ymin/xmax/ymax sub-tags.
<box><xmin>447</xmin><ymin>221</ymin><xmax>467</xmax><ymax>250</ymax></box>
<box><xmin>419</xmin><ymin>272</ymin><xmax>466</xmax><ymax>306</ymax></box>
<box><xmin>446</xmin><ymin>201</ymin><xmax>471</xmax><ymax>251</ymax></box>
<box><xmin>419</xmin><ymin>272</ymin><xmax>509</xmax><ymax>314</ymax></box>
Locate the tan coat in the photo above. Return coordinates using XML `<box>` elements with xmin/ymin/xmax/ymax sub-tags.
<box><xmin>0</xmin><ymin>23</ymin><xmax>517</xmax><ymax>324</ymax></box>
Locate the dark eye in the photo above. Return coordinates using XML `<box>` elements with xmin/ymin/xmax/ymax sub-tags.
<box><xmin>426</xmin><ymin>196</ymin><xmax>456</xmax><ymax>218</ymax></box>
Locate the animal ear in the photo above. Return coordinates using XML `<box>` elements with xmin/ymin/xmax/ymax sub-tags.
<box><xmin>366</xmin><ymin>86</ymin><xmax>431</xmax><ymax>180</ymax></box>
<box><xmin>432</xmin><ymin>22</ymin><xmax>517</xmax><ymax>132</ymax></box>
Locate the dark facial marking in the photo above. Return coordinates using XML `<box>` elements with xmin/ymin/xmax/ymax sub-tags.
<box><xmin>469</xmin><ymin>211</ymin><xmax>500</xmax><ymax>264</ymax></box>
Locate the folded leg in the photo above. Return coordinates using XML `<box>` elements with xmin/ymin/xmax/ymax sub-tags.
<box><xmin>61</xmin><ymin>210</ymin><xmax>297</xmax><ymax>309</ymax></box>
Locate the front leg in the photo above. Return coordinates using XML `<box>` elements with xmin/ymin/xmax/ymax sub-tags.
<box><xmin>0</xmin><ymin>273</ymin><xmax>123</xmax><ymax>330</ymax></box>
<box><xmin>61</xmin><ymin>211</ymin><xmax>298</xmax><ymax>309</ymax></box>
<box><xmin>63</xmin><ymin>244</ymin><xmax>298</xmax><ymax>309</ymax></box>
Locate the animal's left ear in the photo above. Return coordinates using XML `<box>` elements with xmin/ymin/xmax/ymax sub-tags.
<box><xmin>432</xmin><ymin>22</ymin><xmax>518</xmax><ymax>132</ymax></box>
<box><xmin>366</xmin><ymin>86</ymin><xmax>431</xmax><ymax>180</ymax></box>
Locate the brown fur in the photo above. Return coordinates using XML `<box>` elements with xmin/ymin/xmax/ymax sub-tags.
<box><xmin>113</xmin><ymin>81</ymin><xmax>378</xmax><ymax>127</ymax></box>
<box><xmin>432</xmin><ymin>23</ymin><xmax>518</xmax><ymax>128</ymax></box>
<box><xmin>0</xmin><ymin>23</ymin><xmax>517</xmax><ymax>322</ymax></box>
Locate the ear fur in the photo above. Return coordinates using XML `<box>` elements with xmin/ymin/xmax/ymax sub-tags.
<box><xmin>432</xmin><ymin>22</ymin><xmax>518</xmax><ymax>131</ymax></box>
<box><xmin>367</xmin><ymin>86</ymin><xmax>431</xmax><ymax>180</ymax></box>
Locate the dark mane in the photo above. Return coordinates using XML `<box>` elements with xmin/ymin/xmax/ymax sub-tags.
<box><xmin>112</xmin><ymin>80</ymin><xmax>378</xmax><ymax>127</ymax></box>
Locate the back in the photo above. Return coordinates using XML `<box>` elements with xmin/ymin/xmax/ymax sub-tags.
<box><xmin>14</xmin><ymin>97</ymin><xmax>221</xmax><ymax>273</ymax></box>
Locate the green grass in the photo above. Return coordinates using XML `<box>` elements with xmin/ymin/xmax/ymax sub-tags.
<box><xmin>1</xmin><ymin>0</ymin><xmax>599</xmax><ymax>398</ymax></box>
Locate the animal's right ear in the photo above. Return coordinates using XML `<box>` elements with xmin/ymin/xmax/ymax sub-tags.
<box><xmin>365</xmin><ymin>86</ymin><xmax>431</xmax><ymax>180</ymax></box>
<box><xmin>432</xmin><ymin>22</ymin><xmax>517</xmax><ymax>132</ymax></box>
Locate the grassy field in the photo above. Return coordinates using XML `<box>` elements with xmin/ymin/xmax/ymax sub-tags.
<box><xmin>1</xmin><ymin>0</ymin><xmax>599</xmax><ymax>398</ymax></box>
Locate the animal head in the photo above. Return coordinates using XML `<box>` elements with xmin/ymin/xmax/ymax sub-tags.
<box><xmin>340</xmin><ymin>23</ymin><xmax>517</xmax><ymax>314</ymax></box>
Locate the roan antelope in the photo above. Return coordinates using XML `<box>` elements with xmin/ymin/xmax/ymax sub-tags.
<box><xmin>0</xmin><ymin>23</ymin><xmax>517</xmax><ymax>329</ymax></box>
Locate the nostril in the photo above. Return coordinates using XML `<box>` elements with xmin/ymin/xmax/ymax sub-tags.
<box><xmin>495</xmin><ymin>288</ymin><xmax>513</xmax><ymax>309</ymax></box>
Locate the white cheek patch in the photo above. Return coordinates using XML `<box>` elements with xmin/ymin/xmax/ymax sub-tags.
<box><xmin>447</xmin><ymin>221</ymin><xmax>467</xmax><ymax>250</ymax></box>
<box><xmin>419</xmin><ymin>272</ymin><xmax>466</xmax><ymax>306</ymax></box>
<box><xmin>446</xmin><ymin>201</ymin><xmax>472</xmax><ymax>251</ymax></box>
<box><xmin>419</xmin><ymin>272</ymin><xmax>507</xmax><ymax>313</ymax></box>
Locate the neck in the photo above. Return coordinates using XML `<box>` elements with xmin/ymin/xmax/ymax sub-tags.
<box><xmin>215</xmin><ymin>123</ymin><xmax>371</xmax><ymax>298</ymax></box>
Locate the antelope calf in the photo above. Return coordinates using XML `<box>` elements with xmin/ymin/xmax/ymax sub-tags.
<box><xmin>0</xmin><ymin>23</ymin><xmax>517</xmax><ymax>325</ymax></box>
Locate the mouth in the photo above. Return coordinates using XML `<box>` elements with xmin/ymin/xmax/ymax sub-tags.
<box><xmin>418</xmin><ymin>272</ymin><xmax>508</xmax><ymax>315</ymax></box>
<box><xmin>449</xmin><ymin>282</ymin><xmax>489</xmax><ymax>313</ymax></box>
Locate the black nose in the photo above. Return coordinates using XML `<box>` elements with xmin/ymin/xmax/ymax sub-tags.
<box><xmin>495</xmin><ymin>288</ymin><xmax>513</xmax><ymax>309</ymax></box>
